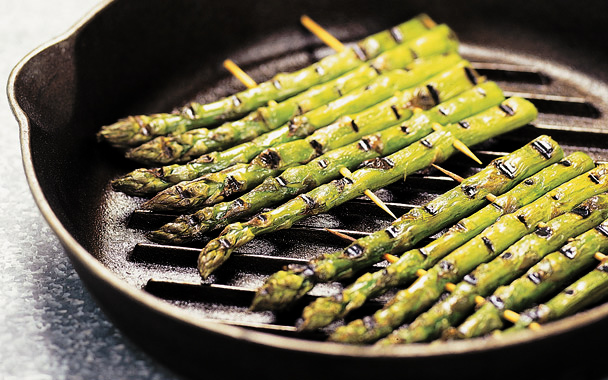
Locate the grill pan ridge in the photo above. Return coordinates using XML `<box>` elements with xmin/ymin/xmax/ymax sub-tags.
<box><xmin>9</xmin><ymin>0</ymin><xmax>608</xmax><ymax>379</ymax></box>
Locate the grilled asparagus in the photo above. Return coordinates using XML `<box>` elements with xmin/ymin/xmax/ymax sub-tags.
<box><xmin>505</xmin><ymin>256</ymin><xmax>608</xmax><ymax>332</ymax></box>
<box><xmin>142</xmin><ymin>56</ymin><xmax>476</xmax><ymax>211</ymax></box>
<box><xmin>125</xmin><ymin>25</ymin><xmax>458</xmax><ymax>165</ymax></box>
<box><xmin>492</xmin><ymin>218</ymin><xmax>608</xmax><ymax>333</ymax></box>
<box><xmin>97</xmin><ymin>14</ymin><xmax>436</xmax><ymax>148</ymax></box>
<box><xmin>298</xmin><ymin>152</ymin><xmax>593</xmax><ymax>331</ymax></box>
<box><xmin>329</xmin><ymin>164</ymin><xmax>608</xmax><ymax>344</ymax></box>
<box><xmin>112</xmin><ymin>53</ymin><xmax>468</xmax><ymax>197</ymax></box>
<box><xmin>379</xmin><ymin>193</ymin><xmax>608</xmax><ymax>345</ymax></box>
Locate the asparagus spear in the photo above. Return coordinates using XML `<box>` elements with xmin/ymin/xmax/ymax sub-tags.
<box><xmin>97</xmin><ymin>15</ymin><xmax>436</xmax><ymax>148</ymax></box>
<box><xmin>148</xmin><ymin>82</ymin><xmax>505</xmax><ymax>244</ymax></box>
<box><xmin>112</xmin><ymin>53</ymin><xmax>467</xmax><ymax>197</ymax></box>
<box><xmin>448</xmin><ymin>212</ymin><xmax>608</xmax><ymax>340</ymax></box>
<box><xmin>199</xmin><ymin>97</ymin><xmax>538</xmax><ymax>284</ymax></box>
<box><xmin>329</xmin><ymin>164</ymin><xmax>608</xmax><ymax>344</ymax></box>
<box><xmin>298</xmin><ymin>152</ymin><xmax>593</xmax><ymax>331</ymax></box>
<box><xmin>505</xmin><ymin>254</ymin><xmax>608</xmax><ymax>332</ymax></box>
<box><xmin>379</xmin><ymin>193</ymin><xmax>608</xmax><ymax>345</ymax></box>
<box><xmin>142</xmin><ymin>55</ymin><xmax>474</xmax><ymax>212</ymax></box>
<box><xmin>125</xmin><ymin>25</ymin><xmax>458</xmax><ymax>165</ymax></box>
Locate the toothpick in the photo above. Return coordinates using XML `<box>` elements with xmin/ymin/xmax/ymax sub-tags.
<box><xmin>384</xmin><ymin>253</ymin><xmax>399</xmax><ymax>263</ymax></box>
<box><xmin>431</xmin><ymin>123</ymin><xmax>482</xmax><ymax>165</ymax></box>
<box><xmin>503</xmin><ymin>308</ymin><xmax>543</xmax><ymax>331</ymax></box>
<box><xmin>431</xmin><ymin>164</ymin><xmax>497</xmax><ymax>203</ymax></box>
<box><xmin>325</xmin><ymin>228</ymin><xmax>357</xmax><ymax>242</ymax></box>
<box><xmin>595</xmin><ymin>252</ymin><xmax>607</xmax><ymax>262</ymax></box>
<box><xmin>223</xmin><ymin>59</ymin><xmax>258</xmax><ymax>89</ymax></box>
<box><xmin>300</xmin><ymin>15</ymin><xmax>345</xmax><ymax>52</ymax></box>
<box><xmin>339</xmin><ymin>167</ymin><xmax>397</xmax><ymax>219</ymax></box>
<box><xmin>529</xmin><ymin>322</ymin><xmax>542</xmax><ymax>331</ymax></box>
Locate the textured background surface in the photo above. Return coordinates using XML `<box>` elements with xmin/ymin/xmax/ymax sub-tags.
<box><xmin>0</xmin><ymin>1</ymin><xmax>180</xmax><ymax>379</ymax></box>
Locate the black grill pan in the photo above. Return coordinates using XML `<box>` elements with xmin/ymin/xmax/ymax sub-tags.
<box><xmin>9</xmin><ymin>0</ymin><xmax>608</xmax><ymax>379</ymax></box>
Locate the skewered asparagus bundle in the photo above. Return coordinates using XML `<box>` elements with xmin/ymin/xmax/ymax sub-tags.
<box><xmin>476</xmin><ymin>217</ymin><xmax>608</xmax><ymax>335</ymax></box>
<box><xmin>378</xmin><ymin>193</ymin><xmax>608</xmax><ymax>345</ymax></box>
<box><xmin>97</xmin><ymin>15</ymin><xmax>436</xmax><ymax>148</ymax></box>
<box><xmin>112</xmin><ymin>54</ymin><xmax>466</xmax><ymax>195</ymax></box>
<box><xmin>329</xmin><ymin>164</ymin><xmax>608</xmax><ymax>344</ymax></box>
<box><xmin>112</xmin><ymin>53</ymin><xmax>467</xmax><ymax>197</ymax></box>
<box><xmin>199</xmin><ymin>97</ymin><xmax>538</xmax><ymax>283</ymax></box>
<box><xmin>148</xmin><ymin>82</ymin><xmax>505</xmax><ymax>244</ymax></box>
<box><xmin>298</xmin><ymin>152</ymin><xmax>593</xmax><ymax>331</ymax></box>
<box><xmin>142</xmin><ymin>56</ymin><xmax>476</xmax><ymax>212</ymax></box>
<box><xmin>448</xmin><ymin>214</ymin><xmax>608</xmax><ymax>340</ymax></box>
<box><xmin>505</xmin><ymin>253</ymin><xmax>608</xmax><ymax>332</ymax></box>
<box><xmin>125</xmin><ymin>25</ymin><xmax>458</xmax><ymax>165</ymax></box>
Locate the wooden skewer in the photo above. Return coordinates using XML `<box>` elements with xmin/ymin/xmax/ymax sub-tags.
<box><xmin>325</xmin><ymin>228</ymin><xmax>357</xmax><ymax>242</ymax></box>
<box><xmin>339</xmin><ymin>167</ymin><xmax>397</xmax><ymax>219</ymax></box>
<box><xmin>431</xmin><ymin>164</ymin><xmax>497</xmax><ymax>203</ymax></box>
<box><xmin>223</xmin><ymin>59</ymin><xmax>258</xmax><ymax>89</ymax></box>
<box><xmin>223</xmin><ymin>60</ymin><xmax>280</xmax><ymax>108</ymax></box>
<box><xmin>384</xmin><ymin>253</ymin><xmax>399</xmax><ymax>263</ymax></box>
<box><xmin>431</xmin><ymin>123</ymin><xmax>483</xmax><ymax>165</ymax></box>
<box><xmin>595</xmin><ymin>251</ymin><xmax>607</xmax><ymax>262</ymax></box>
<box><xmin>300</xmin><ymin>15</ymin><xmax>346</xmax><ymax>52</ymax></box>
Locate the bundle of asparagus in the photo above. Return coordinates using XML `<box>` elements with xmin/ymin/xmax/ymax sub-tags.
<box><xmin>377</xmin><ymin>193</ymin><xmax>608</xmax><ymax>345</ymax></box>
<box><xmin>125</xmin><ymin>24</ymin><xmax>459</xmax><ymax>166</ymax></box>
<box><xmin>142</xmin><ymin>57</ymin><xmax>479</xmax><ymax>212</ymax></box>
<box><xmin>97</xmin><ymin>14</ymin><xmax>437</xmax><ymax>148</ymax></box>
<box><xmin>506</xmin><ymin>249</ymin><xmax>608</xmax><ymax>332</ymax></box>
<box><xmin>329</xmin><ymin>164</ymin><xmax>608</xmax><ymax>344</ymax></box>
<box><xmin>457</xmin><ymin>217</ymin><xmax>608</xmax><ymax>336</ymax></box>
<box><xmin>298</xmin><ymin>152</ymin><xmax>594</xmax><ymax>331</ymax></box>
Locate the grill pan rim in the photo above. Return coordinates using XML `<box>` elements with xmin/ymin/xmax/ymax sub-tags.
<box><xmin>8</xmin><ymin>0</ymin><xmax>608</xmax><ymax>368</ymax></box>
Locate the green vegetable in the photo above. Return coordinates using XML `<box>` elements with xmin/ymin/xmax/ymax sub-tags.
<box><xmin>379</xmin><ymin>193</ymin><xmax>608</xmax><ymax>345</ymax></box>
<box><xmin>97</xmin><ymin>14</ymin><xmax>436</xmax><ymax>148</ymax></box>
<box><xmin>329</xmin><ymin>164</ymin><xmax>608</xmax><ymax>344</ymax></box>
<box><xmin>298</xmin><ymin>152</ymin><xmax>592</xmax><ymax>331</ymax></box>
<box><xmin>142</xmin><ymin>55</ymin><xmax>474</xmax><ymax>212</ymax></box>
<box><xmin>112</xmin><ymin>53</ymin><xmax>466</xmax><ymax>197</ymax></box>
<box><xmin>503</xmin><ymin>217</ymin><xmax>608</xmax><ymax>333</ymax></box>
<box><xmin>125</xmin><ymin>25</ymin><xmax>458</xmax><ymax>165</ymax></box>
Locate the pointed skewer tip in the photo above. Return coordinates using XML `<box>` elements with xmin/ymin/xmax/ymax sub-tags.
<box><xmin>432</xmin><ymin>164</ymin><xmax>464</xmax><ymax>183</ymax></box>
<box><xmin>300</xmin><ymin>15</ymin><xmax>345</xmax><ymax>52</ymax></box>
<box><xmin>503</xmin><ymin>309</ymin><xmax>521</xmax><ymax>324</ymax></box>
<box><xmin>340</xmin><ymin>167</ymin><xmax>397</xmax><ymax>220</ymax></box>
<box><xmin>384</xmin><ymin>253</ymin><xmax>399</xmax><ymax>263</ymax></box>
<box><xmin>325</xmin><ymin>228</ymin><xmax>357</xmax><ymax>242</ymax></box>
<box><xmin>223</xmin><ymin>59</ymin><xmax>258</xmax><ymax>89</ymax></box>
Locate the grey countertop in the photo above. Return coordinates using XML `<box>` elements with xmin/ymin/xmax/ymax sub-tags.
<box><xmin>0</xmin><ymin>1</ymin><xmax>180</xmax><ymax>379</ymax></box>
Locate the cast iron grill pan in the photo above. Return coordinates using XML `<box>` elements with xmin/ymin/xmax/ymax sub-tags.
<box><xmin>11</xmin><ymin>0</ymin><xmax>608</xmax><ymax>379</ymax></box>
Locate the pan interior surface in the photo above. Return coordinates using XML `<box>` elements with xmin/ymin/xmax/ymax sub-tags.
<box><xmin>11</xmin><ymin>0</ymin><xmax>608</xmax><ymax>378</ymax></box>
